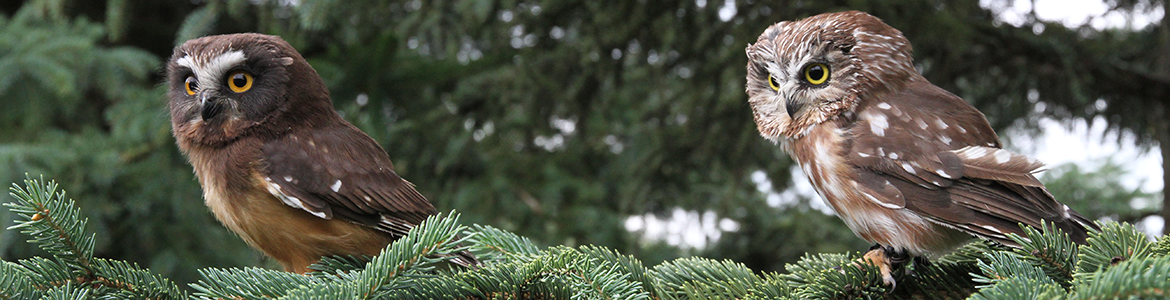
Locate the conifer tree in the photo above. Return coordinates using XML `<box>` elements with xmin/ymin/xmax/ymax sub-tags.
<box><xmin>5</xmin><ymin>178</ymin><xmax>1169</xmax><ymax>299</ymax></box>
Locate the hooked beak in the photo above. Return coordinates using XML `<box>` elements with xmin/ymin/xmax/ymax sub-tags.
<box><xmin>200</xmin><ymin>94</ymin><xmax>226</xmax><ymax>121</ymax></box>
<box><xmin>785</xmin><ymin>97</ymin><xmax>806</xmax><ymax>121</ymax></box>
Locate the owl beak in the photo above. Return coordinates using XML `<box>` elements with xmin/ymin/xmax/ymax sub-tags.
<box><xmin>785</xmin><ymin>98</ymin><xmax>805</xmax><ymax>120</ymax></box>
<box><xmin>199</xmin><ymin>94</ymin><xmax>226</xmax><ymax>121</ymax></box>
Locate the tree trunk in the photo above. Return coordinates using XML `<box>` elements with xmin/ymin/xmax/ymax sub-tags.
<box><xmin>1162</xmin><ymin>127</ymin><xmax>1169</xmax><ymax>235</ymax></box>
<box><xmin>1159</xmin><ymin>1</ymin><xmax>1169</xmax><ymax>235</ymax></box>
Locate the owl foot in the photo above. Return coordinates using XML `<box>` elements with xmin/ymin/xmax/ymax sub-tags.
<box><xmin>856</xmin><ymin>244</ymin><xmax>911</xmax><ymax>291</ymax></box>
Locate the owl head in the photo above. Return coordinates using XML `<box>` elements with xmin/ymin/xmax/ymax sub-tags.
<box><xmin>745</xmin><ymin>11</ymin><xmax>919</xmax><ymax>142</ymax></box>
<box><xmin>167</xmin><ymin>33</ymin><xmax>333</xmax><ymax>148</ymax></box>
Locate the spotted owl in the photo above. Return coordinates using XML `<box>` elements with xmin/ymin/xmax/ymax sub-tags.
<box><xmin>744</xmin><ymin>11</ymin><xmax>1097</xmax><ymax>286</ymax></box>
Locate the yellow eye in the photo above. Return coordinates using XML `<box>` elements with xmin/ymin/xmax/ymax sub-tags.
<box><xmin>803</xmin><ymin>63</ymin><xmax>829</xmax><ymax>85</ymax></box>
<box><xmin>767</xmin><ymin>74</ymin><xmax>780</xmax><ymax>91</ymax></box>
<box><xmin>227</xmin><ymin>71</ymin><xmax>254</xmax><ymax>93</ymax></box>
<box><xmin>184</xmin><ymin>76</ymin><xmax>197</xmax><ymax>95</ymax></box>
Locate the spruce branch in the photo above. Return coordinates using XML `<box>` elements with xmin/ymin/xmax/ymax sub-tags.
<box><xmin>1070</xmin><ymin>255</ymin><xmax>1170</xmax><ymax>299</ymax></box>
<box><xmin>967</xmin><ymin>276</ymin><xmax>1065</xmax><ymax>300</ymax></box>
<box><xmin>782</xmin><ymin>252</ymin><xmax>889</xmax><ymax>298</ymax></box>
<box><xmin>1007</xmin><ymin>222</ymin><xmax>1079</xmax><ymax>286</ymax></box>
<box><xmin>652</xmin><ymin>256</ymin><xmax>764</xmax><ymax>299</ymax></box>
<box><xmin>972</xmin><ymin>251</ymin><xmax>1052</xmax><ymax>288</ymax></box>
<box><xmin>1152</xmin><ymin>235</ymin><xmax>1170</xmax><ymax>256</ymax></box>
<box><xmin>276</xmin><ymin>212</ymin><xmax>472</xmax><ymax>299</ymax></box>
<box><xmin>464</xmin><ymin>224</ymin><xmax>542</xmax><ymax>263</ymax></box>
<box><xmin>88</xmin><ymin>258</ymin><xmax>185</xmax><ymax>299</ymax></box>
<box><xmin>1075</xmin><ymin>221</ymin><xmax>1154</xmax><ymax>283</ymax></box>
<box><xmin>191</xmin><ymin>267</ymin><xmax>319</xmax><ymax>300</ymax></box>
<box><xmin>306</xmin><ymin>255</ymin><xmax>371</xmax><ymax>275</ymax></box>
<box><xmin>578</xmin><ymin>246</ymin><xmax>657</xmax><ymax>299</ymax></box>
<box><xmin>4</xmin><ymin>176</ymin><xmax>95</xmax><ymax>273</ymax></box>
<box><xmin>0</xmin><ymin>260</ymin><xmax>41</xmax><ymax>300</ymax></box>
<box><xmin>4</xmin><ymin>177</ymin><xmax>185</xmax><ymax>299</ymax></box>
<box><xmin>42</xmin><ymin>282</ymin><xmax>91</xmax><ymax>300</ymax></box>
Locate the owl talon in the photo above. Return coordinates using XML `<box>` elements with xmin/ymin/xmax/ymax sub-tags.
<box><xmin>858</xmin><ymin>246</ymin><xmax>899</xmax><ymax>290</ymax></box>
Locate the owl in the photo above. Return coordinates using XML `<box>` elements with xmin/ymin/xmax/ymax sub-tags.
<box><xmin>167</xmin><ymin>33</ymin><xmax>475</xmax><ymax>272</ymax></box>
<box><xmin>744</xmin><ymin>11</ymin><xmax>1097</xmax><ymax>286</ymax></box>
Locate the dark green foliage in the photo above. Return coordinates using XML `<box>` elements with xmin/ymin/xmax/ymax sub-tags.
<box><xmin>1075</xmin><ymin>221</ymin><xmax>1156</xmax><ymax>281</ymax></box>
<box><xmin>1008</xmin><ymin>222</ymin><xmax>1081</xmax><ymax>285</ymax></box>
<box><xmin>0</xmin><ymin>260</ymin><xmax>41</xmax><ymax>300</ymax></box>
<box><xmin>0</xmin><ymin>0</ymin><xmax>1164</xmax><ymax>298</ymax></box>
<box><xmin>4</xmin><ymin>178</ymin><xmax>185</xmax><ymax>299</ymax></box>
<box><xmin>4</xmin><ymin>179</ymin><xmax>1170</xmax><ymax>299</ymax></box>
<box><xmin>5</xmin><ymin>177</ymin><xmax>94</xmax><ymax>271</ymax></box>
<box><xmin>1070</xmin><ymin>255</ymin><xmax>1170</xmax><ymax>299</ymax></box>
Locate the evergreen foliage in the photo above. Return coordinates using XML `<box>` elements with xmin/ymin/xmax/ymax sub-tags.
<box><xmin>5</xmin><ymin>178</ymin><xmax>1169</xmax><ymax>299</ymax></box>
<box><xmin>0</xmin><ymin>0</ymin><xmax>1164</xmax><ymax>298</ymax></box>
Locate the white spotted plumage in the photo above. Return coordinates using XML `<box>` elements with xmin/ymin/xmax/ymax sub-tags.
<box><xmin>745</xmin><ymin>11</ymin><xmax>1097</xmax><ymax>263</ymax></box>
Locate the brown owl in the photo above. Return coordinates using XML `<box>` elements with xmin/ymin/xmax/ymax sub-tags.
<box><xmin>167</xmin><ymin>33</ymin><xmax>476</xmax><ymax>272</ymax></box>
<box><xmin>744</xmin><ymin>11</ymin><xmax>1097</xmax><ymax>286</ymax></box>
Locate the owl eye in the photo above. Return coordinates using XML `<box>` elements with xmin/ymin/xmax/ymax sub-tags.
<box><xmin>767</xmin><ymin>74</ymin><xmax>780</xmax><ymax>91</ymax></box>
<box><xmin>227</xmin><ymin>71</ymin><xmax>254</xmax><ymax>93</ymax></box>
<box><xmin>184</xmin><ymin>76</ymin><xmax>198</xmax><ymax>95</ymax></box>
<box><xmin>803</xmin><ymin>63</ymin><xmax>829</xmax><ymax>85</ymax></box>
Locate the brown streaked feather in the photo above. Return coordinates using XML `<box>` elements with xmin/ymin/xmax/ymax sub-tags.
<box><xmin>259</xmin><ymin>121</ymin><xmax>436</xmax><ymax>236</ymax></box>
<box><xmin>847</xmin><ymin>77</ymin><xmax>1097</xmax><ymax>245</ymax></box>
<box><xmin>259</xmin><ymin>120</ymin><xmax>480</xmax><ymax>267</ymax></box>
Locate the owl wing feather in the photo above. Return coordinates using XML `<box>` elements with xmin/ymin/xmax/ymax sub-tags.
<box><xmin>258</xmin><ymin>122</ymin><xmax>437</xmax><ymax>238</ymax></box>
<box><xmin>844</xmin><ymin>79</ymin><xmax>1096</xmax><ymax>245</ymax></box>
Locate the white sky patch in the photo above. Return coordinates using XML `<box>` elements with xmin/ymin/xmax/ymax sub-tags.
<box><xmin>624</xmin><ymin>208</ymin><xmax>741</xmax><ymax>249</ymax></box>
<box><xmin>981</xmin><ymin>0</ymin><xmax>1163</xmax><ymax>29</ymax></box>
<box><xmin>718</xmin><ymin>0</ymin><xmax>737</xmax><ymax>22</ymax></box>
<box><xmin>1007</xmin><ymin>116</ymin><xmax>1163</xmax><ymax>236</ymax></box>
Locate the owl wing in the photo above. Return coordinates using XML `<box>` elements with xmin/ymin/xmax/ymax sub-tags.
<box><xmin>844</xmin><ymin>79</ymin><xmax>1096</xmax><ymax>245</ymax></box>
<box><xmin>258</xmin><ymin>122</ymin><xmax>437</xmax><ymax>238</ymax></box>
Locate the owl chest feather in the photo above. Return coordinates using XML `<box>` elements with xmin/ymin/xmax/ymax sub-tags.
<box><xmin>182</xmin><ymin>138</ymin><xmax>391</xmax><ymax>272</ymax></box>
<box><xmin>785</xmin><ymin>120</ymin><xmax>964</xmax><ymax>256</ymax></box>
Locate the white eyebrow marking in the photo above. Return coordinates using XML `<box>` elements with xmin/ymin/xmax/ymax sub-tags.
<box><xmin>176</xmin><ymin>55</ymin><xmax>195</xmax><ymax>69</ymax></box>
<box><xmin>179</xmin><ymin>50</ymin><xmax>247</xmax><ymax>94</ymax></box>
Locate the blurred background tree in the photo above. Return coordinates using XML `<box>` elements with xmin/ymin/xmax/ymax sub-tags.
<box><xmin>0</xmin><ymin>0</ymin><xmax>1162</xmax><ymax>288</ymax></box>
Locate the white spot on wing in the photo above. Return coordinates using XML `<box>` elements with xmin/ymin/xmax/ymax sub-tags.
<box><xmin>331</xmin><ymin>180</ymin><xmax>342</xmax><ymax>192</ymax></box>
<box><xmin>861</xmin><ymin>191</ymin><xmax>901</xmax><ymax>209</ymax></box>
<box><xmin>283</xmin><ymin>176</ymin><xmax>293</xmax><ymax>182</ymax></box>
<box><xmin>901</xmin><ymin>163</ymin><xmax>916</xmax><ymax>174</ymax></box>
<box><xmin>994</xmin><ymin>150</ymin><xmax>1011</xmax><ymax>163</ymax></box>
<box><xmin>915</xmin><ymin>118</ymin><xmax>928</xmax><ymax>130</ymax></box>
<box><xmin>868</xmin><ymin>112</ymin><xmax>889</xmax><ymax>136</ymax></box>
<box><xmin>934</xmin><ymin>118</ymin><xmax>949</xmax><ymax>129</ymax></box>
<box><xmin>936</xmin><ymin>169</ymin><xmax>952</xmax><ymax>179</ymax></box>
<box><xmin>980</xmin><ymin>224</ymin><xmax>1003</xmax><ymax>234</ymax></box>
<box><xmin>939</xmin><ymin>135</ymin><xmax>952</xmax><ymax>145</ymax></box>
<box><xmin>877</xmin><ymin>102</ymin><xmax>892</xmax><ymax>109</ymax></box>
<box><xmin>956</xmin><ymin>146</ymin><xmax>989</xmax><ymax>159</ymax></box>
<box><xmin>889</xmin><ymin>152</ymin><xmax>899</xmax><ymax>159</ymax></box>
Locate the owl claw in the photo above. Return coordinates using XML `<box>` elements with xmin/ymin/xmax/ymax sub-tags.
<box><xmin>857</xmin><ymin>245</ymin><xmax>907</xmax><ymax>291</ymax></box>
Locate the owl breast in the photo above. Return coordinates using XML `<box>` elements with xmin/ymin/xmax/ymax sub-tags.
<box><xmin>785</xmin><ymin>119</ymin><xmax>968</xmax><ymax>257</ymax></box>
<box><xmin>184</xmin><ymin>138</ymin><xmax>392</xmax><ymax>273</ymax></box>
